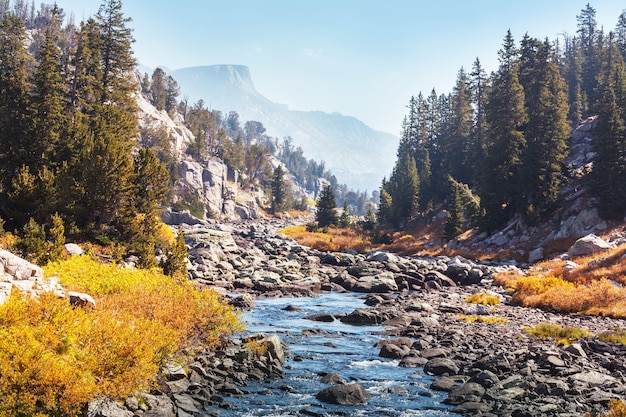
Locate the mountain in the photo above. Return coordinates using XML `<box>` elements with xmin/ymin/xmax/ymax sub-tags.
<box><xmin>171</xmin><ymin>65</ymin><xmax>398</xmax><ymax>192</ymax></box>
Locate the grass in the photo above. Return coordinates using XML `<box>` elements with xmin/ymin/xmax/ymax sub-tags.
<box><xmin>280</xmin><ymin>225</ymin><xmax>374</xmax><ymax>253</ymax></box>
<box><xmin>494</xmin><ymin>244</ymin><xmax>626</xmax><ymax>318</ymax></box>
<box><xmin>523</xmin><ymin>322</ymin><xmax>590</xmax><ymax>341</ymax></box>
<box><xmin>465</xmin><ymin>292</ymin><xmax>501</xmax><ymax>305</ymax></box>
<box><xmin>598</xmin><ymin>328</ymin><xmax>626</xmax><ymax>344</ymax></box>
<box><xmin>457</xmin><ymin>314</ymin><xmax>509</xmax><ymax>324</ymax></box>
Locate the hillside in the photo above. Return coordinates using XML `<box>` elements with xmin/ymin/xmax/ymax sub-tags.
<box><xmin>171</xmin><ymin>65</ymin><xmax>398</xmax><ymax>192</ymax></box>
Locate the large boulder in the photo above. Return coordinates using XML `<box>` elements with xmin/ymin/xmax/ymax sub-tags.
<box><xmin>352</xmin><ymin>272</ymin><xmax>398</xmax><ymax>293</ymax></box>
<box><xmin>315</xmin><ymin>383</ymin><xmax>370</xmax><ymax>405</ymax></box>
<box><xmin>568</xmin><ymin>234</ymin><xmax>613</xmax><ymax>257</ymax></box>
<box><xmin>0</xmin><ymin>249</ymin><xmax>43</xmax><ymax>281</ymax></box>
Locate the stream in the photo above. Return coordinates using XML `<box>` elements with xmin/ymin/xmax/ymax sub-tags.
<box><xmin>221</xmin><ymin>292</ymin><xmax>459</xmax><ymax>416</ymax></box>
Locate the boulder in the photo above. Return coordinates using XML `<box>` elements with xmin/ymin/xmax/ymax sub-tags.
<box><xmin>68</xmin><ymin>291</ymin><xmax>96</xmax><ymax>308</ymax></box>
<box><xmin>315</xmin><ymin>383</ymin><xmax>370</xmax><ymax>405</ymax></box>
<box><xmin>352</xmin><ymin>272</ymin><xmax>398</xmax><ymax>293</ymax></box>
<box><xmin>86</xmin><ymin>398</ymin><xmax>134</xmax><ymax>417</ymax></box>
<box><xmin>64</xmin><ymin>243</ymin><xmax>84</xmax><ymax>256</ymax></box>
<box><xmin>0</xmin><ymin>249</ymin><xmax>43</xmax><ymax>280</ymax></box>
<box><xmin>424</xmin><ymin>357</ymin><xmax>460</xmax><ymax>376</ymax></box>
<box><xmin>568</xmin><ymin>234</ymin><xmax>613</xmax><ymax>257</ymax></box>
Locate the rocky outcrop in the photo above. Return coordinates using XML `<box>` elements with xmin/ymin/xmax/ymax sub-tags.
<box><xmin>568</xmin><ymin>233</ymin><xmax>614</xmax><ymax>257</ymax></box>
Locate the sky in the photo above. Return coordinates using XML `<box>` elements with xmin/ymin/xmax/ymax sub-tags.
<box><xmin>51</xmin><ymin>0</ymin><xmax>625</xmax><ymax>136</ymax></box>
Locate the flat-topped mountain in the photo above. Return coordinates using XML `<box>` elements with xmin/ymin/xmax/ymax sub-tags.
<box><xmin>171</xmin><ymin>65</ymin><xmax>398</xmax><ymax>192</ymax></box>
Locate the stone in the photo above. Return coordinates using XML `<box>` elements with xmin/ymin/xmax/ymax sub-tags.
<box><xmin>315</xmin><ymin>383</ymin><xmax>370</xmax><ymax>405</ymax></box>
<box><xmin>444</xmin><ymin>382</ymin><xmax>486</xmax><ymax>405</ymax></box>
<box><xmin>528</xmin><ymin>247</ymin><xmax>544</xmax><ymax>263</ymax></box>
<box><xmin>64</xmin><ymin>243</ymin><xmax>84</xmax><ymax>256</ymax></box>
<box><xmin>86</xmin><ymin>398</ymin><xmax>134</xmax><ymax>417</ymax></box>
<box><xmin>568</xmin><ymin>234</ymin><xmax>613</xmax><ymax>257</ymax></box>
<box><xmin>430</xmin><ymin>376</ymin><xmax>458</xmax><ymax>392</ymax></box>
<box><xmin>320</xmin><ymin>372</ymin><xmax>346</xmax><ymax>384</ymax></box>
<box><xmin>424</xmin><ymin>358</ymin><xmax>460</xmax><ymax>376</ymax></box>
<box><xmin>68</xmin><ymin>291</ymin><xmax>96</xmax><ymax>308</ymax></box>
<box><xmin>352</xmin><ymin>272</ymin><xmax>398</xmax><ymax>293</ymax></box>
<box><xmin>0</xmin><ymin>249</ymin><xmax>43</xmax><ymax>280</ymax></box>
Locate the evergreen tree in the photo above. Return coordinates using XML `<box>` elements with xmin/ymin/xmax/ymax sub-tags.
<box><xmin>0</xmin><ymin>13</ymin><xmax>31</xmax><ymax>214</ymax></box>
<box><xmin>444</xmin><ymin>177</ymin><xmax>464</xmax><ymax>241</ymax></box>
<box><xmin>591</xmin><ymin>32</ymin><xmax>626</xmax><ymax>219</ymax></box>
<box><xmin>562</xmin><ymin>34</ymin><xmax>584</xmax><ymax>125</ymax></box>
<box><xmin>377</xmin><ymin>179</ymin><xmax>392</xmax><ymax>224</ymax></box>
<box><xmin>271</xmin><ymin>165</ymin><xmax>287</xmax><ymax>214</ymax></box>
<box><xmin>479</xmin><ymin>30</ymin><xmax>527</xmax><ymax>230</ymax></box>
<box><xmin>339</xmin><ymin>200</ymin><xmax>350</xmax><ymax>228</ymax></box>
<box><xmin>96</xmin><ymin>0</ymin><xmax>136</xmax><ymax>106</ymax></box>
<box><xmin>441</xmin><ymin>68</ymin><xmax>474</xmax><ymax>185</ymax></box>
<box><xmin>470</xmin><ymin>57</ymin><xmax>489</xmax><ymax>175</ymax></box>
<box><xmin>518</xmin><ymin>38</ymin><xmax>570</xmax><ymax>219</ymax></box>
<box><xmin>316</xmin><ymin>184</ymin><xmax>338</xmax><ymax>228</ymax></box>
<box><xmin>150</xmin><ymin>67</ymin><xmax>166</xmax><ymax>110</ymax></box>
<box><xmin>577</xmin><ymin>3</ymin><xmax>601</xmax><ymax>114</ymax></box>
<box><xmin>388</xmin><ymin>151</ymin><xmax>419</xmax><ymax>225</ymax></box>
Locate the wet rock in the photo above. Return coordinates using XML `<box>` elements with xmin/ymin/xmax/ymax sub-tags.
<box><xmin>304</xmin><ymin>313</ymin><xmax>336</xmax><ymax>322</ymax></box>
<box><xmin>315</xmin><ymin>383</ymin><xmax>370</xmax><ymax>405</ymax></box>
<box><xmin>444</xmin><ymin>382</ymin><xmax>486</xmax><ymax>405</ymax></box>
<box><xmin>320</xmin><ymin>372</ymin><xmax>347</xmax><ymax>384</ymax></box>
<box><xmin>424</xmin><ymin>358</ymin><xmax>460</xmax><ymax>376</ymax></box>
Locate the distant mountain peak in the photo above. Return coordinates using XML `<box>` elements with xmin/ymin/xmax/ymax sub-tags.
<box><xmin>171</xmin><ymin>65</ymin><xmax>398</xmax><ymax>191</ymax></box>
<box><xmin>174</xmin><ymin>65</ymin><xmax>256</xmax><ymax>95</ymax></box>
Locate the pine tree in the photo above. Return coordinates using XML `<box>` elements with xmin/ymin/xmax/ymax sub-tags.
<box><xmin>271</xmin><ymin>165</ymin><xmax>288</xmax><ymax>214</ymax></box>
<box><xmin>339</xmin><ymin>200</ymin><xmax>351</xmax><ymax>228</ymax></box>
<box><xmin>96</xmin><ymin>0</ymin><xmax>136</xmax><ymax>106</ymax></box>
<box><xmin>316</xmin><ymin>184</ymin><xmax>338</xmax><ymax>228</ymax></box>
<box><xmin>479</xmin><ymin>30</ymin><xmax>527</xmax><ymax>230</ymax></box>
<box><xmin>591</xmin><ymin>32</ymin><xmax>626</xmax><ymax>219</ymax></box>
<box><xmin>48</xmin><ymin>212</ymin><xmax>66</xmax><ymax>262</ymax></box>
<box><xmin>377</xmin><ymin>179</ymin><xmax>392</xmax><ymax>225</ymax></box>
<box><xmin>441</xmin><ymin>68</ymin><xmax>474</xmax><ymax>185</ymax></box>
<box><xmin>150</xmin><ymin>67</ymin><xmax>166</xmax><ymax>110</ymax></box>
<box><xmin>518</xmin><ymin>38</ymin><xmax>570</xmax><ymax>220</ymax></box>
<box><xmin>470</xmin><ymin>57</ymin><xmax>489</xmax><ymax>176</ymax></box>
<box><xmin>0</xmin><ymin>14</ymin><xmax>32</xmax><ymax>215</ymax></box>
<box><xmin>577</xmin><ymin>3</ymin><xmax>601</xmax><ymax>114</ymax></box>
<box><xmin>444</xmin><ymin>177</ymin><xmax>464</xmax><ymax>241</ymax></box>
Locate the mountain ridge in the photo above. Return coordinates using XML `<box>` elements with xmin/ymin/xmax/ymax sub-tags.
<box><xmin>171</xmin><ymin>64</ymin><xmax>398</xmax><ymax>191</ymax></box>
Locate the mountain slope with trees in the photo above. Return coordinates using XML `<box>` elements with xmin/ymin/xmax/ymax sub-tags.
<box><xmin>379</xmin><ymin>3</ymin><xmax>626</xmax><ymax>262</ymax></box>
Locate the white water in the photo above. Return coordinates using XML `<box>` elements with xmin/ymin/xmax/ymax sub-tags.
<box><xmin>216</xmin><ymin>293</ymin><xmax>460</xmax><ymax>416</ymax></box>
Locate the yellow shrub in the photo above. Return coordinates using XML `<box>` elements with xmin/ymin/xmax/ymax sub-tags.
<box><xmin>465</xmin><ymin>292</ymin><xmax>501</xmax><ymax>305</ymax></box>
<box><xmin>0</xmin><ymin>257</ymin><xmax>245</xmax><ymax>416</ymax></box>
<box><xmin>523</xmin><ymin>322</ymin><xmax>590</xmax><ymax>340</ymax></box>
<box><xmin>457</xmin><ymin>314</ymin><xmax>509</xmax><ymax>324</ymax></box>
<box><xmin>597</xmin><ymin>399</ymin><xmax>626</xmax><ymax>417</ymax></box>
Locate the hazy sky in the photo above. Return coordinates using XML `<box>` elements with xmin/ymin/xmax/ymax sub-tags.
<box><xmin>52</xmin><ymin>0</ymin><xmax>625</xmax><ymax>135</ymax></box>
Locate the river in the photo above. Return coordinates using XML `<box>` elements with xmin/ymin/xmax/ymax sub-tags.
<box><xmin>220</xmin><ymin>292</ymin><xmax>459</xmax><ymax>416</ymax></box>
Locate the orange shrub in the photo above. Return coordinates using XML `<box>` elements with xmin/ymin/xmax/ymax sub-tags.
<box><xmin>0</xmin><ymin>257</ymin><xmax>245</xmax><ymax>416</ymax></box>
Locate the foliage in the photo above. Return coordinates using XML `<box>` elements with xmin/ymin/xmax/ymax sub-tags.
<box><xmin>598</xmin><ymin>329</ymin><xmax>626</xmax><ymax>345</ymax></box>
<box><xmin>316</xmin><ymin>184</ymin><xmax>338</xmax><ymax>228</ymax></box>
<box><xmin>161</xmin><ymin>226</ymin><xmax>188</xmax><ymax>279</ymax></box>
<box><xmin>0</xmin><ymin>256</ymin><xmax>243</xmax><ymax>416</ymax></box>
<box><xmin>523</xmin><ymin>322</ymin><xmax>590</xmax><ymax>341</ymax></box>
<box><xmin>464</xmin><ymin>292</ymin><xmax>501</xmax><ymax>305</ymax></box>
<box><xmin>597</xmin><ymin>400</ymin><xmax>626</xmax><ymax>417</ymax></box>
<box><xmin>271</xmin><ymin>165</ymin><xmax>289</xmax><ymax>214</ymax></box>
<box><xmin>457</xmin><ymin>314</ymin><xmax>509</xmax><ymax>324</ymax></box>
<box><xmin>339</xmin><ymin>200</ymin><xmax>351</xmax><ymax>228</ymax></box>
<box><xmin>280</xmin><ymin>225</ymin><xmax>373</xmax><ymax>253</ymax></box>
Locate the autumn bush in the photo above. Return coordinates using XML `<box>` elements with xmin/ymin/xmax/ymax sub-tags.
<box><xmin>465</xmin><ymin>292</ymin><xmax>501</xmax><ymax>305</ymax></box>
<box><xmin>0</xmin><ymin>256</ymin><xmax>242</xmax><ymax>417</ymax></box>
<box><xmin>523</xmin><ymin>322</ymin><xmax>590</xmax><ymax>341</ymax></box>
<box><xmin>457</xmin><ymin>314</ymin><xmax>509</xmax><ymax>324</ymax></box>
<box><xmin>280</xmin><ymin>225</ymin><xmax>374</xmax><ymax>253</ymax></box>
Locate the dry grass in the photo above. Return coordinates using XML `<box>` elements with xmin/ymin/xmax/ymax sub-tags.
<box><xmin>523</xmin><ymin>322</ymin><xmax>590</xmax><ymax>341</ymax></box>
<box><xmin>457</xmin><ymin>314</ymin><xmax>509</xmax><ymax>324</ymax></box>
<box><xmin>465</xmin><ymin>292</ymin><xmax>501</xmax><ymax>305</ymax></box>
<box><xmin>279</xmin><ymin>225</ymin><xmax>375</xmax><ymax>253</ymax></box>
<box><xmin>494</xmin><ymin>243</ymin><xmax>626</xmax><ymax>318</ymax></box>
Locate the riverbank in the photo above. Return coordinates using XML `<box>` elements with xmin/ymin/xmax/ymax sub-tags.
<box><xmin>116</xmin><ymin>217</ymin><xmax>625</xmax><ymax>417</ymax></box>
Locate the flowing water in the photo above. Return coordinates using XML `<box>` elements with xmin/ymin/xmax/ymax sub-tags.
<box><xmin>220</xmin><ymin>292</ymin><xmax>459</xmax><ymax>416</ymax></box>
